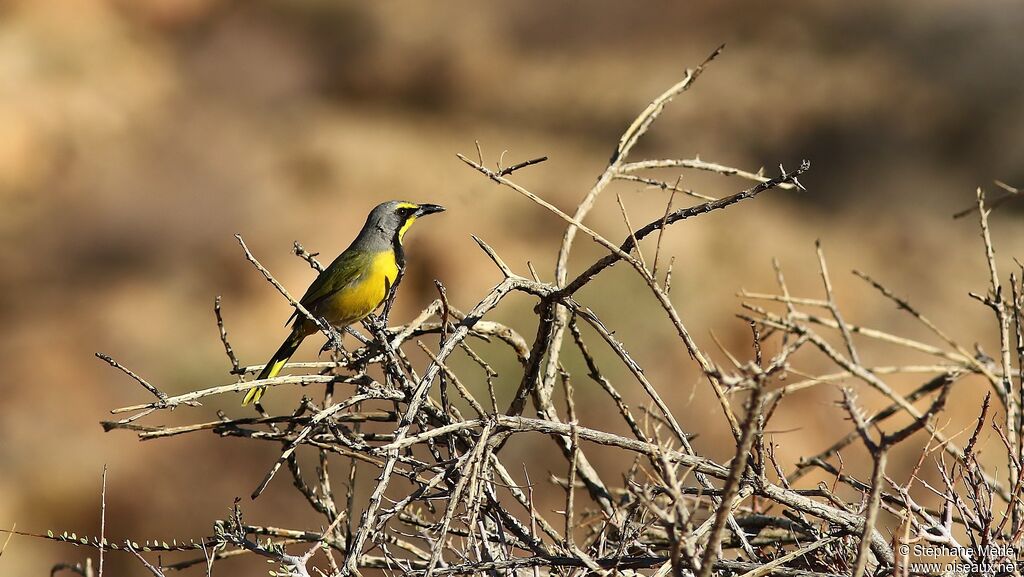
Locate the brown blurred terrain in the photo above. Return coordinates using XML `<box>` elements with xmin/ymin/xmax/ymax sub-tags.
<box><xmin>3</xmin><ymin>0</ymin><xmax>1024</xmax><ymax>573</ymax></box>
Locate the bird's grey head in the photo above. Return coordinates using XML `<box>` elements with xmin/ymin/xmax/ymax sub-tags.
<box><xmin>359</xmin><ymin>200</ymin><xmax>446</xmax><ymax>247</ymax></box>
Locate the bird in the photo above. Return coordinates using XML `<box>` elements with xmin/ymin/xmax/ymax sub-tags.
<box><xmin>243</xmin><ymin>200</ymin><xmax>445</xmax><ymax>405</ymax></box>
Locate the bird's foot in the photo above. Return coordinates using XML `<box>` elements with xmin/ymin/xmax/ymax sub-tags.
<box><xmin>363</xmin><ymin>314</ymin><xmax>389</xmax><ymax>341</ymax></box>
<box><xmin>320</xmin><ymin>321</ymin><xmax>346</xmax><ymax>355</ymax></box>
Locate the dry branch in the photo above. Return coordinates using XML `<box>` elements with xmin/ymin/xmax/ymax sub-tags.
<box><xmin>29</xmin><ymin>56</ymin><xmax>1017</xmax><ymax>577</ymax></box>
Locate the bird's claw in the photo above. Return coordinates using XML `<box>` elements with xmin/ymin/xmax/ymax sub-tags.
<box><xmin>363</xmin><ymin>313</ymin><xmax>388</xmax><ymax>339</ymax></box>
<box><xmin>320</xmin><ymin>321</ymin><xmax>345</xmax><ymax>355</ymax></box>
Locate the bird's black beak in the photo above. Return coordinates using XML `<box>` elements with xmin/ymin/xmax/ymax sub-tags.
<box><xmin>415</xmin><ymin>203</ymin><xmax>446</xmax><ymax>217</ymax></box>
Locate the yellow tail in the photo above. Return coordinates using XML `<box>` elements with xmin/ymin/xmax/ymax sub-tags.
<box><xmin>243</xmin><ymin>331</ymin><xmax>303</xmax><ymax>405</ymax></box>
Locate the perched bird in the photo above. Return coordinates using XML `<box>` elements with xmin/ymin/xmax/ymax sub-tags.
<box><xmin>243</xmin><ymin>200</ymin><xmax>445</xmax><ymax>405</ymax></box>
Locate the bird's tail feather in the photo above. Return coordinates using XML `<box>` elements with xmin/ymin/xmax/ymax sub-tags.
<box><xmin>243</xmin><ymin>331</ymin><xmax>303</xmax><ymax>405</ymax></box>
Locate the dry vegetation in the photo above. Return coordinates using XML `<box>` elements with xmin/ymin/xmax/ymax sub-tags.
<box><xmin>18</xmin><ymin>52</ymin><xmax>1024</xmax><ymax>577</ymax></box>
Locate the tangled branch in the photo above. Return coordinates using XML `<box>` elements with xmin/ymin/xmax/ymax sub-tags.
<box><xmin>29</xmin><ymin>49</ymin><xmax>1024</xmax><ymax>577</ymax></box>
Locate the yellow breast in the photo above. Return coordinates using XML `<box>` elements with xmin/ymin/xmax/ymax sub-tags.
<box><xmin>320</xmin><ymin>251</ymin><xmax>399</xmax><ymax>327</ymax></box>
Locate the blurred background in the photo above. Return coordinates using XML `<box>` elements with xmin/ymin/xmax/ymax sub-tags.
<box><xmin>3</xmin><ymin>0</ymin><xmax>1024</xmax><ymax>573</ymax></box>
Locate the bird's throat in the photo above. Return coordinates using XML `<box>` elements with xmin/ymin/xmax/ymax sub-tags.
<box><xmin>397</xmin><ymin>215</ymin><xmax>418</xmax><ymax>244</ymax></box>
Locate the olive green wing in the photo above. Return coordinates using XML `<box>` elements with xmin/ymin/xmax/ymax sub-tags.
<box><xmin>286</xmin><ymin>250</ymin><xmax>372</xmax><ymax>326</ymax></box>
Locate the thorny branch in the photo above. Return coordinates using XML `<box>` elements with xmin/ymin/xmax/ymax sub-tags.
<box><xmin>39</xmin><ymin>59</ymin><xmax>1022</xmax><ymax>577</ymax></box>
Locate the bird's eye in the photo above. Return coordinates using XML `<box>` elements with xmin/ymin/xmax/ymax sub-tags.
<box><xmin>398</xmin><ymin>207</ymin><xmax>414</xmax><ymax>217</ymax></box>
